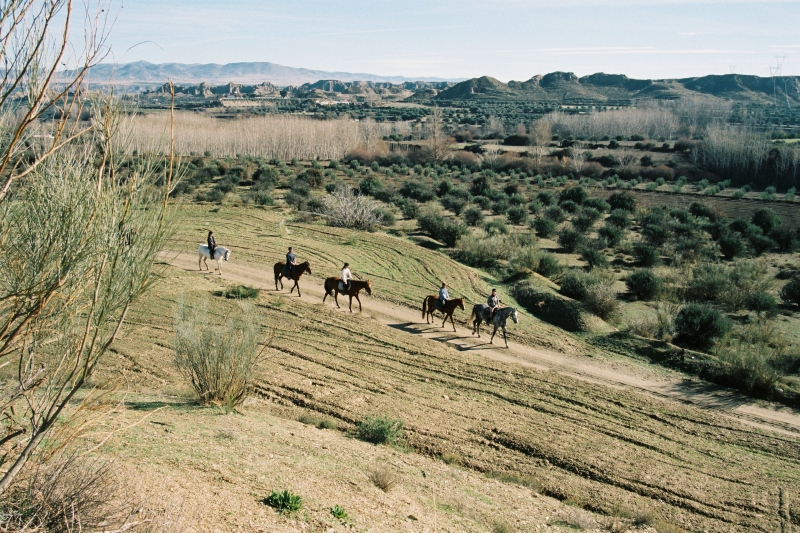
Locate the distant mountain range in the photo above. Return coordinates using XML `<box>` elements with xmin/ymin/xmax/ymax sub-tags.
<box><xmin>83</xmin><ymin>61</ymin><xmax>460</xmax><ymax>87</ymax></box>
<box><xmin>435</xmin><ymin>72</ymin><xmax>800</xmax><ymax>105</ymax></box>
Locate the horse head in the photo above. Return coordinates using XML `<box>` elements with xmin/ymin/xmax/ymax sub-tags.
<box><xmin>511</xmin><ymin>308</ymin><xmax>519</xmax><ymax>324</ymax></box>
<box><xmin>303</xmin><ymin>261</ymin><xmax>311</xmax><ymax>274</ymax></box>
<box><xmin>224</xmin><ymin>249</ymin><xmax>231</xmax><ymax>261</ymax></box>
<box><xmin>457</xmin><ymin>298</ymin><xmax>465</xmax><ymax>310</ymax></box>
<box><xmin>365</xmin><ymin>280</ymin><xmax>372</xmax><ymax>295</ymax></box>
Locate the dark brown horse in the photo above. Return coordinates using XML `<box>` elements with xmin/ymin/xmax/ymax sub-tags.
<box><xmin>274</xmin><ymin>261</ymin><xmax>312</xmax><ymax>297</ymax></box>
<box><xmin>422</xmin><ymin>295</ymin><xmax>465</xmax><ymax>332</ymax></box>
<box><xmin>323</xmin><ymin>278</ymin><xmax>372</xmax><ymax>312</ymax></box>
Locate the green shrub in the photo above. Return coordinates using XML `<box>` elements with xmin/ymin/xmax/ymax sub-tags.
<box><xmin>417</xmin><ymin>213</ymin><xmax>468</xmax><ymax>247</ymax></box>
<box><xmin>456</xmin><ymin>233</ymin><xmax>512</xmax><ymax>267</ymax></box>
<box><xmin>608</xmin><ymin>191</ymin><xmax>636</xmax><ymax>211</ymax></box>
<box><xmin>535</xmin><ymin>252</ymin><xmax>563</xmax><ymax>279</ymax></box>
<box><xmin>473</xmin><ymin>195</ymin><xmax>492</xmax><ymax>209</ymax></box>
<box><xmin>463</xmin><ymin>207</ymin><xmax>484</xmax><ymax>227</ymax></box>
<box><xmin>642</xmin><ymin>223</ymin><xmax>669</xmax><ymax>247</ymax></box>
<box><xmin>375</xmin><ymin>208</ymin><xmax>396</xmax><ymax>226</ymax></box>
<box><xmin>752</xmin><ymin>208</ymin><xmax>781</xmax><ymax>233</ymax></box>
<box><xmin>718</xmin><ymin>232</ymin><xmax>745</xmax><ymax>260</ymax></box>
<box><xmin>528</xmin><ymin>201</ymin><xmax>542</xmax><ymax>215</ymax></box>
<box><xmin>355</xmin><ymin>415</ymin><xmax>404</xmax><ymax>445</ymax></box>
<box><xmin>580</xmin><ymin>247</ymin><xmax>608</xmax><ymax>269</ymax></box>
<box><xmin>770</xmin><ymin>226</ymin><xmax>796</xmax><ymax>252</ymax></box>
<box><xmin>491</xmin><ymin>199</ymin><xmax>510</xmax><ymax>215</ymax></box>
<box><xmin>533</xmin><ymin>217</ymin><xmax>557</xmax><ymax>238</ymax></box>
<box><xmin>441</xmin><ymin>194</ymin><xmax>468</xmax><ymax>215</ymax></box>
<box><xmin>483</xmin><ymin>219</ymin><xmax>509</xmax><ymax>235</ymax></box>
<box><xmin>222</xmin><ymin>285</ymin><xmax>260</xmax><ymax>299</ymax></box>
<box><xmin>760</xmin><ymin>186</ymin><xmax>777</xmax><ymax>200</ymax></box>
<box><xmin>507</xmin><ymin>206</ymin><xmax>529</xmax><ymax>225</ymax></box>
<box><xmin>400</xmin><ymin>180</ymin><xmax>435</xmax><ymax>202</ymax></box>
<box><xmin>689</xmin><ymin>202</ymin><xmax>718</xmax><ymax>221</ymax></box>
<box><xmin>572</xmin><ymin>207</ymin><xmax>601</xmax><ymax>233</ymax></box>
<box><xmin>537</xmin><ymin>191</ymin><xmax>555</xmax><ymax>206</ymax></box>
<box><xmin>263</xmin><ymin>490</ymin><xmax>303</xmax><ymax>514</ymax></box>
<box><xmin>359</xmin><ymin>176</ymin><xmax>384</xmax><ymax>196</ymax></box>
<box><xmin>397</xmin><ymin>198</ymin><xmax>420</xmax><ymax>219</ymax></box>
<box><xmin>780</xmin><ymin>277</ymin><xmax>800</xmax><ymax>307</ymax></box>
<box><xmin>559</xmin><ymin>200</ymin><xmax>579</xmax><ymax>213</ymax></box>
<box><xmin>559</xmin><ymin>186</ymin><xmax>588</xmax><ymax>205</ymax></box>
<box><xmin>250</xmin><ymin>190</ymin><xmax>275</xmax><ymax>206</ymax></box>
<box><xmin>607</xmin><ymin>209</ymin><xmax>630</xmax><ymax>228</ymax></box>
<box><xmin>744</xmin><ymin>291</ymin><xmax>778</xmax><ymax>318</ymax></box>
<box><xmin>626</xmin><ymin>269</ymin><xmax>662</xmax><ymax>300</ymax></box>
<box><xmin>686</xmin><ymin>261</ymin><xmax>773</xmax><ymax>311</ymax></box>
<box><xmin>508</xmin><ymin>245</ymin><xmax>541</xmax><ymax>274</ymax></box>
<box><xmin>598</xmin><ymin>224</ymin><xmax>624</xmax><ymax>247</ymax></box>
<box><xmin>560</xmin><ymin>269</ymin><xmax>599</xmax><ymax>300</ymax></box>
<box><xmin>558</xmin><ymin>228</ymin><xmax>585</xmax><ymax>252</ymax></box>
<box><xmin>748</xmin><ymin>233</ymin><xmax>775</xmax><ymax>256</ymax></box>
<box><xmin>544</xmin><ymin>206</ymin><xmax>566</xmax><ymax>223</ymax></box>
<box><xmin>632</xmin><ymin>242</ymin><xmax>660</xmax><ymax>266</ymax></box>
<box><xmin>582</xmin><ymin>197</ymin><xmax>610</xmax><ymax>212</ymax></box>
<box><xmin>674</xmin><ymin>304</ymin><xmax>732</xmax><ymax>351</ymax></box>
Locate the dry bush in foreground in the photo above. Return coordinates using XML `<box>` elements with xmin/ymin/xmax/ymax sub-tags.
<box><xmin>0</xmin><ymin>451</ymin><xmax>141</xmax><ymax>532</ymax></box>
<box><xmin>368</xmin><ymin>468</ymin><xmax>396</xmax><ymax>492</ymax></box>
<box><xmin>174</xmin><ymin>299</ymin><xmax>268</xmax><ymax>410</ymax></box>
<box><xmin>583</xmin><ymin>283</ymin><xmax>620</xmax><ymax>320</ymax></box>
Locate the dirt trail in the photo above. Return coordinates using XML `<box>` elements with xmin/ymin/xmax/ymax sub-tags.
<box><xmin>166</xmin><ymin>251</ymin><xmax>800</xmax><ymax>437</ymax></box>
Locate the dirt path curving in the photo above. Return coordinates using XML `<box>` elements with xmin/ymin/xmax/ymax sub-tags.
<box><xmin>164</xmin><ymin>251</ymin><xmax>800</xmax><ymax>437</ymax></box>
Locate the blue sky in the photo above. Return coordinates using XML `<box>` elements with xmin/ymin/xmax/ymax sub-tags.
<box><xmin>107</xmin><ymin>0</ymin><xmax>800</xmax><ymax>80</ymax></box>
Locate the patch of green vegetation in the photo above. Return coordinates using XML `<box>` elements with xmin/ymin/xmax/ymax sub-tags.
<box><xmin>262</xmin><ymin>490</ymin><xmax>302</xmax><ymax>514</ymax></box>
<box><xmin>355</xmin><ymin>415</ymin><xmax>404</xmax><ymax>445</ymax></box>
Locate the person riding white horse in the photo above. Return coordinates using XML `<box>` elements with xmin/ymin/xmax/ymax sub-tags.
<box><xmin>198</xmin><ymin>244</ymin><xmax>230</xmax><ymax>274</ymax></box>
<box><xmin>207</xmin><ymin>231</ymin><xmax>216</xmax><ymax>263</ymax></box>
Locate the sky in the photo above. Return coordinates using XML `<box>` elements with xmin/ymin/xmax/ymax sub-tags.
<box><xmin>103</xmin><ymin>0</ymin><xmax>800</xmax><ymax>81</ymax></box>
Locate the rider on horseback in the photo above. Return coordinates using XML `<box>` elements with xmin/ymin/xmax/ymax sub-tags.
<box><xmin>487</xmin><ymin>288</ymin><xmax>501</xmax><ymax>319</ymax></box>
<box><xmin>437</xmin><ymin>282</ymin><xmax>449</xmax><ymax>311</ymax></box>
<box><xmin>286</xmin><ymin>246</ymin><xmax>297</xmax><ymax>275</ymax></box>
<box><xmin>207</xmin><ymin>231</ymin><xmax>216</xmax><ymax>261</ymax></box>
<box><xmin>341</xmin><ymin>262</ymin><xmax>352</xmax><ymax>291</ymax></box>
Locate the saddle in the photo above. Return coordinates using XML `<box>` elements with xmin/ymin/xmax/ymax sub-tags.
<box><xmin>435</xmin><ymin>298</ymin><xmax>444</xmax><ymax>311</ymax></box>
<box><xmin>281</xmin><ymin>264</ymin><xmax>292</xmax><ymax>276</ymax></box>
<box><xmin>338</xmin><ymin>280</ymin><xmax>350</xmax><ymax>291</ymax></box>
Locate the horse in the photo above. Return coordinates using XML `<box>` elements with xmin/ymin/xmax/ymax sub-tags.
<box><xmin>422</xmin><ymin>296</ymin><xmax>465</xmax><ymax>332</ymax></box>
<box><xmin>198</xmin><ymin>245</ymin><xmax>231</xmax><ymax>275</ymax></box>
<box><xmin>468</xmin><ymin>304</ymin><xmax>519</xmax><ymax>347</ymax></box>
<box><xmin>323</xmin><ymin>278</ymin><xmax>372</xmax><ymax>312</ymax></box>
<box><xmin>273</xmin><ymin>260</ymin><xmax>312</xmax><ymax>297</ymax></box>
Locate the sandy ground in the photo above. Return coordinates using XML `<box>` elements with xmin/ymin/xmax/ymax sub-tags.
<box><xmin>166</xmin><ymin>251</ymin><xmax>800</xmax><ymax>437</ymax></box>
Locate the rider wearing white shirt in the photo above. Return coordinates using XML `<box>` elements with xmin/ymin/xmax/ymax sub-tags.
<box><xmin>341</xmin><ymin>262</ymin><xmax>352</xmax><ymax>291</ymax></box>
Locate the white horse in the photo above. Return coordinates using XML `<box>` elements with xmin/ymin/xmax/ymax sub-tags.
<box><xmin>198</xmin><ymin>245</ymin><xmax>230</xmax><ymax>274</ymax></box>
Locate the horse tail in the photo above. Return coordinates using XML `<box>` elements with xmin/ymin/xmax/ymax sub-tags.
<box><xmin>469</xmin><ymin>305</ymin><xmax>476</xmax><ymax>324</ymax></box>
<box><xmin>422</xmin><ymin>297</ymin><xmax>428</xmax><ymax>318</ymax></box>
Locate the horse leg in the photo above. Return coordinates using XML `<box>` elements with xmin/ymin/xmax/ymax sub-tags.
<box><xmin>334</xmin><ymin>291</ymin><xmax>340</xmax><ymax>308</ymax></box>
<box><xmin>217</xmin><ymin>259</ymin><xmax>222</xmax><ymax>275</ymax></box>
<box><xmin>296</xmin><ymin>280</ymin><xmax>301</xmax><ymax>297</ymax></box>
<box><xmin>198</xmin><ymin>256</ymin><xmax>202</xmax><ymax>271</ymax></box>
<box><xmin>348</xmin><ymin>295</ymin><xmax>353</xmax><ymax>313</ymax></box>
<box><xmin>441</xmin><ymin>313</ymin><xmax>447</xmax><ymax>328</ymax></box>
<box><xmin>490</xmin><ymin>325</ymin><xmax>497</xmax><ymax>344</ymax></box>
<box><xmin>450</xmin><ymin>313</ymin><xmax>456</xmax><ymax>332</ymax></box>
<box><xmin>356</xmin><ymin>294</ymin><xmax>362</xmax><ymax>312</ymax></box>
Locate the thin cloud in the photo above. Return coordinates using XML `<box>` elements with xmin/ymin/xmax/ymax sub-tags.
<box><xmin>484</xmin><ymin>47</ymin><xmax>757</xmax><ymax>56</ymax></box>
<box><xmin>317</xmin><ymin>24</ymin><xmax>474</xmax><ymax>36</ymax></box>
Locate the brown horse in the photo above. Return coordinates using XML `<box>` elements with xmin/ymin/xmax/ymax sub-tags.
<box><xmin>323</xmin><ymin>278</ymin><xmax>372</xmax><ymax>312</ymax></box>
<box><xmin>422</xmin><ymin>295</ymin><xmax>465</xmax><ymax>332</ymax></box>
<box><xmin>273</xmin><ymin>261</ymin><xmax>312</xmax><ymax>297</ymax></box>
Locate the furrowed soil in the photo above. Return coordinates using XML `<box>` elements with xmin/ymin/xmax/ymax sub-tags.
<box><xmin>91</xmin><ymin>203</ymin><xmax>800</xmax><ymax>532</ymax></box>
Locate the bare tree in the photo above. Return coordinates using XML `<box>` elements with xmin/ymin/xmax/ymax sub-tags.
<box><xmin>528</xmin><ymin>118</ymin><xmax>551</xmax><ymax>164</ymax></box>
<box><xmin>424</xmin><ymin>106</ymin><xmax>450</xmax><ymax>163</ymax></box>
<box><xmin>359</xmin><ymin>117</ymin><xmax>382</xmax><ymax>152</ymax></box>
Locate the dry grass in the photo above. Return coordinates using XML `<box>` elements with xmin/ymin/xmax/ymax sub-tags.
<box><xmin>368</xmin><ymin>467</ymin><xmax>397</xmax><ymax>493</ymax></box>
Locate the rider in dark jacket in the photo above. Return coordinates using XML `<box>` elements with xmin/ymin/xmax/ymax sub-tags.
<box><xmin>207</xmin><ymin>231</ymin><xmax>216</xmax><ymax>260</ymax></box>
<box><xmin>487</xmin><ymin>288</ymin><xmax>500</xmax><ymax>318</ymax></box>
<box><xmin>286</xmin><ymin>246</ymin><xmax>297</xmax><ymax>274</ymax></box>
